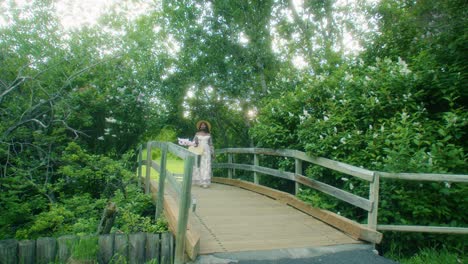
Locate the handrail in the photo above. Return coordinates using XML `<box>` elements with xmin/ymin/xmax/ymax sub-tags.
<box><xmin>213</xmin><ymin>148</ymin><xmax>468</xmax><ymax>236</ymax></box>
<box><xmin>137</xmin><ymin>141</ymin><xmax>199</xmax><ymax>264</ymax></box>
<box><xmin>217</xmin><ymin>148</ymin><xmax>375</xmax><ymax>181</ymax></box>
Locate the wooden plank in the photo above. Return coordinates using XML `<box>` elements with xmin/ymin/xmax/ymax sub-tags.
<box><xmin>151</xmin><ymin>160</ymin><xmax>161</xmax><ymax>173</ymax></box>
<box><xmin>98</xmin><ymin>234</ymin><xmax>114</xmax><ymax>264</ymax></box>
<box><xmin>377</xmin><ymin>225</ymin><xmax>468</xmax><ymax>234</ymax></box>
<box><xmin>368</xmin><ymin>173</ymin><xmax>380</xmax><ymax>231</ymax></box>
<box><xmin>175</xmin><ymin>157</ymin><xmax>195</xmax><ymax>264</ymax></box>
<box><xmin>191</xmin><ymin>183</ymin><xmax>364</xmax><ymax>254</ymax></box>
<box><xmin>215</xmin><ymin>148</ymin><xmax>375</xmax><ymax>181</ymax></box>
<box><xmin>146</xmin><ymin>142</ymin><xmax>152</xmax><ymax>194</ymax></box>
<box><xmin>147</xmin><ymin>176</ymin><xmax>200</xmax><ymax>261</ymax></box>
<box><xmin>156</xmin><ymin>144</ymin><xmax>168</xmax><ymax>219</ymax></box>
<box><xmin>213</xmin><ymin>177</ymin><xmax>291</xmax><ymax>202</ymax></box>
<box><xmin>295</xmin><ymin>158</ymin><xmax>302</xmax><ymax>195</ymax></box>
<box><xmin>151</xmin><ymin>141</ymin><xmax>166</xmax><ymax>149</ymax></box>
<box><xmin>283</xmin><ymin>195</ymin><xmax>382</xmax><ymax>244</ymax></box>
<box><xmin>293</xmin><ymin>151</ymin><xmax>374</xmax><ymax>182</ymax></box>
<box><xmin>220</xmin><ymin>240</ymin><xmax>360</xmax><ymax>253</ymax></box>
<box><xmin>161</xmin><ymin>232</ymin><xmax>174</xmax><ymax>264</ymax></box>
<box><xmin>213</xmin><ymin>163</ymin><xmax>296</xmax><ymax>181</ymax></box>
<box><xmin>216</xmin><ymin>148</ymin><xmax>287</xmax><ymax>155</ymax></box>
<box><xmin>228</xmin><ymin>153</ymin><xmax>233</xmax><ymax>179</ymax></box>
<box><xmin>0</xmin><ymin>239</ymin><xmax>17</xmax><ymax>264</ymax></box>
<box><xmin>212</xmin><ymin>177</ymin><xmax>382</xmax><ymax>244</ymax></box>
<box><xmin>36</xmin><ymin>237</ymin><xmax>57</xmax><ymax>264</ymax></box>
<box><xmin>129</xmin><ymin>233</ymin><xmax>146</xmax><ymax>264</ymax></box>
<box><xmin>115</xmin><ymin>234</ymin><xmax>129</xmax><ymax>260</ymax></box>
<box><xmin>214</xmin><ymin>162</ymin><xmax>373</xmax><ymax>211</ymax></box>
<box><xmin>254</xmin><ymin>154</ymin><xmax>259</xmax><ymax>184</ymax></box>
<box><xmin>295</xmin><ymin>174</ymin><xmax>372</xmax><ymax>212</ymax></box>
<box><xmin>167</xmin><ymin>143</ymin><xmax>198</xmax><ymax>160</ymax></box>
<box><xmin>138</xmin><ymin>145</ymin><xmax>143</xmax><ymax>189</ymax></box>
<box><xmin>378</xmin><ymin>172</ymin><xmax>468</xmax><ymax>183</ymax></box>
<box><xmin>163</xmin><ymin>193</ymin><xmax>200</xmax><ymax>261</ymax></box>
<box><xmin>166</xmin><ymin>172</ymin><xmax>182</xmax><ymax>195</ymax></box>
<box><xmin>57</xmin><ymin>235</ymin><xmax>78</xmax><ymax>263</ymax></box>
<box><xmin>18</xmin><ymin>240</ymin><xmax>35</xmax><ymax>264</ymax></box>
<box><xmin>145</xmin><ymin>233</ymin><xmax>160</xmax><ymax>262</ymax></box>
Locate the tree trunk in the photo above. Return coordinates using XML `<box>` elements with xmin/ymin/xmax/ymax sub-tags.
<box><xmin>96</xmin><ymin>202</ymin><xmax>117</xmax><ymax>235</ymax></box>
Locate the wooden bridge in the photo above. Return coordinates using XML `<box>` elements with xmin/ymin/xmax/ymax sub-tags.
<box><xmin>190</xmin><ymin>180</ymin><xmax>367</xmax><ymax>254</ymax></box>
<box><xmin>137</xmin><ymin>142</ymin><xmax>468</xmax><ymax>264</ymax></box>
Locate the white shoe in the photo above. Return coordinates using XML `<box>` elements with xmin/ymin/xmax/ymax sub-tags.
<box><xmin>202</xmin><ymin>184</ymin><xmax>208</xmax><ymax>188</ymax></box>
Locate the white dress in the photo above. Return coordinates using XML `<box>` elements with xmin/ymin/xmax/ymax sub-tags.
<box><xmin>192</xmin><ymin>134</ymin><xmax>213</xmax><ymax>186</ymax></box>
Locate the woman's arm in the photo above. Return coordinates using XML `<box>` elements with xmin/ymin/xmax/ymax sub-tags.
<box><xmin>208</xmin><ymin>135</ymin><xmax>215</xmax><ymax>157</ymax></box>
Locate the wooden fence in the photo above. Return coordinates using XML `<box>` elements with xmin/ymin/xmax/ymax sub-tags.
<box><xmin>0</xmin><ymin>232</ymin><xmax>174</xmax><ymax>264</ymax></box>
<box><xmin>213</xmin><ymin>148</ymin><xmax>468</xmax><ymax>236</ymax></box>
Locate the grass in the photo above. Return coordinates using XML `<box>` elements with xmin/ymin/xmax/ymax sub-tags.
<box><xmin>138</xmin><ymin>154</ymin><xmax>185</xmax><ymax>180</ymax></box>
<box><xmin>386</xmin><ymin>248</ymin><xmax>465</xmax><ymax>264</ymax></box>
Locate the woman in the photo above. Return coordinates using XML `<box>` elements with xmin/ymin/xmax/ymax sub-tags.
<box><xmin>192</xmin><ymin>120</ymin><xmax>214</xmax><ymax>188</ymax></box>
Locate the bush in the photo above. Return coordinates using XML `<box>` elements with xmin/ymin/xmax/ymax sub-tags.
<box><xmin>251</xmin><ymin>57</ymin><xmax>466</xmax><ymax>255</ymax></box>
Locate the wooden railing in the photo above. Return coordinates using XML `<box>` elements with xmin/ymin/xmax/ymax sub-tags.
<box><xmin>213</xmin><ymin>148</ymin><xmax>468</xmax><ymax>236</ymax></box>
<box><xmin>137</xmin><ymin>141</ymin><xmax>199</xmax><ymax>264</ymax></box>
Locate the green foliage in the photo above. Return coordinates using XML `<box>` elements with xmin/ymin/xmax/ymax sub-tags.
<box><xmin>0</xmin><ymin>0</ymin><xmax>167</xmax><ymax>240</ymax></box>
<box><xmin>112</xmin><ymin>185</ymin><xmax>168</xmax><ymax>233</ymax></box>
<box><xmin>0</xmin><ymin>176</ymin><xmax>47</xmax><ymax>239</ymax></box>
<box><xmin>14</xmin><ymin>194</ymin><xmax>106</xmax><ymax>239</ymax></box>
<box><xmin>252</xmin><ymin>54</ymin><xmax>466</xmax><ymax>256</ymax></box>
<box><xmin>297</xmin><ymin>189</ymin><xmax>338</xmax><ymax>211</ymax></box>
<box><xmin>15</xmin><ymin>204</ymin><xmax>72</xmax><ymax>239</ymax></box>
<box><xmin>0</xmin><ymin>0</ymin><xmax>466</xmax><ymax>260</ymax></box>
<box><xmin>1</xmin><ymin>140</ymin><xmax>160</xmax><ymax>239</ymax></box>
<box><xmin>387</xmin><ymin>246</ymin><xmax>466</xmax><ymax>264</ymax></box>
<box><xmin>58</xmin><ymin>142</ymin><xmax>134</xmax><ymax>199</ymax></box>
<box><xmin>71</xmin><ymin>236</ymin><xmax>99</xmax><ymax>261</ymax></box>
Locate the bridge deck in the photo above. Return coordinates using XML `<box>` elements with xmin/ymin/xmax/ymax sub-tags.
<box><xmin>189</xmin><ymin>183</ymin><xmax>362</xmax><ymax>254</ymax></box>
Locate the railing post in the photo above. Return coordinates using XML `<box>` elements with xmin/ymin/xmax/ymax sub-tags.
<box><xmin>228</xmin><ymin>153</ymin><xmax>233</xmax><ymax>179</ymax></box>
<box><xmin>174</xmin><ymin>155</ymin><xmax>194</xmax><ymax>264</ymax></box>
<box><xmin>254</xmin><ymin>153</ymin><xmax>259</xmax><ymax>184</ymax></box>
<box><xmin>145</xmin><ymin>142</ymin><xmax>152</xmax><ymax>194</ymax></box>
<box><xmin>155</xmin><ymin>143</ymin><xmax>168</xmax><ymax>220</ymax></box>
<box><xmin>295</xmin><ymin>158</ymin><xmax>302</xmax><ymax>195</ymax></box>
<box><xmin>368</xmin><ymin>172</ymin><xmax>380</xmax><ymax>231</ymax></box>
<box><xmin>137</xmin><ymin>144</ymin><xmax>143</xmax><ymax>189</ymax></box>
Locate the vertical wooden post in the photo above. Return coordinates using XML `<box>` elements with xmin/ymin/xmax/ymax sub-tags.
<box><xmin>98</xmin><ymin>234</ymin><xmax>114</xmax><ymax>264</ymax></box>
<box><xmin>368</xmin><ymin>172</ymin><xmax>380</xmax><ymax>231</ymax></box>
<box><xmin>57</xmin><ymin>235</ymin><xmax>77</xmax><ymax>263</ymax></box>
<box><xmin>253</xmin><ymin>154</ymin><xmax>259</xmax><ymax>184</ymax></box>
<box><xmin>145</xmin><ymin>142</ymin><xmax>152</xmax><ymax>194</ymax></box>
<box><xmin>0</xmin><ymin>239</ymin><xmax>18</xmax><ymax>264</ymax></box>
<box><xmin>228</xmin><ymin>153</ymin><xmax>233</xmax><ymax>179</ymax></box>
<box><xmin>129</xmin><ymin>233</ymin><xmax>146</xmax><ymax>264</ymax></box>
<box><xmin>137</xmin><ymin>145</ymin><xmax>143</xmax><ymax>189</ymax></box>
<box><xmin>145</xmin><ymin>233</ymin><xmax>160</xmax><ymax>262</ymax></box>
<box><xmin>114</xmin><ymin>234</ymin><xmax>129</xmax><ymax>259</ymax></box>
<box><xmin>174</xmin><ymin>155</ymin><xmax>194</xmax><ymax>264</ymax></box>
<box><xmin>232</xmin><ymin>154</ymin><xmax>236</xmax><ymax>178</ymax></box>
<box><xmin>156</xmin><ymin>143</ymin><xmax>168</xmax><ymax>220</ymax></box>
<box><xmin>295</xmin><ymin>158</ymin><xmax>302</xmax><ymax>195</ymax></box>
<box><xmin>36</xmin><ymin>237</ymin><xmax>57</xmax><ymax>264</ymax></box>
<box><xmin>161</xmin><ymin>232</ymin><xmax>174</xmax><ymax>264</ymax></box>
<box><xmin>18</xmin><ymin>240</ymin><xmax>35</xmax><ymax>264</ymax></box>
